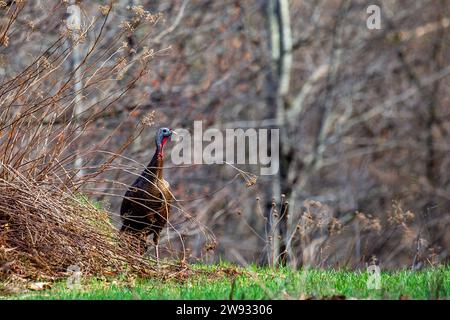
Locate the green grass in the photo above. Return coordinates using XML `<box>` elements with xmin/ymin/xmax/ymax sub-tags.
<box><xmin>2</xmin><ymin>264</ymin><xmax>449</xmax><ymax>300</ymax></box>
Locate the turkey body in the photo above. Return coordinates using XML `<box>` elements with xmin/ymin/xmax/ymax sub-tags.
<box><xmin>120</xmin><ymin>153</ymin><xmax>173</xmax><ymax>250</ymax></box>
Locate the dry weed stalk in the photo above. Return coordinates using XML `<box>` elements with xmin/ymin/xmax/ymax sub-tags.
<box><xmin>0</xmin><ymin>1</ymin><xmax>188</xmax><ymax>280</ymax></box>
<box><xmin>244</xmin><ymin>197</ymin><xmax>439</xmax><ymax>269</ymax></box>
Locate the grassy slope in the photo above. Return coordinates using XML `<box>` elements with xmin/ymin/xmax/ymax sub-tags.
<box><xmin>4</xmin><ymin>264</ymin><xmax>450</xmax><ymax>300</ymax></box>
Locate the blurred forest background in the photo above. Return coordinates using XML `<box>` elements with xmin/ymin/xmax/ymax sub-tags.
<box><xmin>1</xmin><ymin>0</ymin><xmax>449</xmax><ymax>270</ymax></box>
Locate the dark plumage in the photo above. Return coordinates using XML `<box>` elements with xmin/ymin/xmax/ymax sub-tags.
<box><xmin>120</xmin><ymin>127</ymin><xmax>175</xmax><ymax>259</ymax></box>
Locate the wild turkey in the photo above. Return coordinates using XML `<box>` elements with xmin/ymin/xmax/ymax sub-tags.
<box><xmin>120</xmin><ymin>127</ymin><xmax>175</xmax><ymax>261</ymax></box>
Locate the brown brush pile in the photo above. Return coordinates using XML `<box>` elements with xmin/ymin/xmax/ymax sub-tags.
<box><xmin>0</xmin><ymin>171</ymin><xmax>162</xmax><ymax>280</ymax></box>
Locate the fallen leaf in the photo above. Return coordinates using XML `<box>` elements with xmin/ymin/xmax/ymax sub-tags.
<box><xmin>28</xmin><ymin>282</ymin><xmax>52</xmax><ymax>291</ymax></box>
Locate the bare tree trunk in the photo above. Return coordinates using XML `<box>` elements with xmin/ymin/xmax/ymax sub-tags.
<box><xmin>267</xmin><ymin>0</ymin><xmax>292</xmax><ymax>267</ymax></box>
<box><xmin>68</xmin><ymin>0</ymin><xmax>84</xmax><ymax>177</ymax></box>
<box><xmin>126</xmin><ymin>0</ymin><xmax>143</xmax><ymax>158</ymax></box>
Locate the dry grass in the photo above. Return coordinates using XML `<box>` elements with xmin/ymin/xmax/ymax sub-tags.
<box><xmin>233</xmin><ymin>195</ymin><xmax>450</xmax><ymax>269</ymax></box>
<box><xmin>0</xmin><ymin>173</ymin><xmax>162</xmax><ymax>280</ymax></box>
<box><xmin>0</xmin><ymin>1</ymin><xmax>188</xmax><ymax>282</ymax></box>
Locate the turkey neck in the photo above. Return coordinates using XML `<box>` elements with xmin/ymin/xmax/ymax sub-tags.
<box><xmin>142</xmin><ymin>151</ymin><xmax>164</xmax><ymax>182</ymax></box>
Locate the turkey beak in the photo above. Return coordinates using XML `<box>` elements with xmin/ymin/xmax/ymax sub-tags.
<box><xmin>170</xmin><ymin>130</ymin><xmax>177</xmax><ymax>140</ymax></box>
